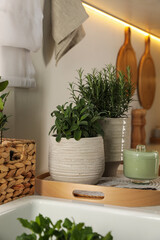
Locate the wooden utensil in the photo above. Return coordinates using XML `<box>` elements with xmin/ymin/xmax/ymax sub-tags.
<box><xmin>138</xmin><ymin>36</ymin><xmax>156</xmax><ymax>110</ymax></box>
<box><xmin>116</xmin><ymin>27</ymin><xmax>137</xmax><ymax>94</ymax></box>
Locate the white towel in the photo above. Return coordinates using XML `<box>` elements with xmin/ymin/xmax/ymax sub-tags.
<box><xmin>0</xmin><ymin>0</ymin><xmax>43</xmax><ymax>88</ymax></box>
<box><xmin>0</xmin><ymin>47</ymin><xmax>36</xmax><ymax>88</ymax></box>
<box><xmin>43</xmin><ymin>0</ymin><xmax>88</xmax><ymax>65</ymax></box>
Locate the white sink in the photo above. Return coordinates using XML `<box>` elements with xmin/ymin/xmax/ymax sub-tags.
<box><xmin>0</xmin><ymin>196</ymin><xmax>160</xmax><ymax>240</ymax></box>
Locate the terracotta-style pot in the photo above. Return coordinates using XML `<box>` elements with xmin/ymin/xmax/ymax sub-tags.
<box><xmin>100</xmin><ymin>118</ymin><xmax>131</xmax><ymax>176</ymax></box>
<box><xmin>49</xmin><ymin>136</ymin><xmax>105</xmax><ymax>184</ymax></box>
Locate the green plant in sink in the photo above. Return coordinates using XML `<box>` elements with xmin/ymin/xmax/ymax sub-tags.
<box><xmin>16</xmin><ymin>214</ymin><xmax>113</xmax><ymax>240</ymax></box>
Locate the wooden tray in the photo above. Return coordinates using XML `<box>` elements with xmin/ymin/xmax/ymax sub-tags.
<box><xmin>36</xmin><ymin>173</ymin><xmax>160</xmax><ymax>207</ymax></box>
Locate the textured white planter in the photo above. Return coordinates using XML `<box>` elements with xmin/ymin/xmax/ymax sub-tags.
<box><xmin>49</xmin><ymin>136</ymin><xmax>105</xmax><ymax>184</ymax></box>
<box><xmin>100</xmin><ymin>118</ymin><xmax>131</xmax><ymax>176</ymax></box>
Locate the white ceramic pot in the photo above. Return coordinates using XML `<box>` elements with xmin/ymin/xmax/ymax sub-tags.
<box><xmin>100</xmin><ymin>118</ymin><xmax>131</xmax><ymax>176</ymax></box>
<box><xmin>49</xmin><ymin>136</ymin><xmax>105</xmax><ymax>184</ymax></box>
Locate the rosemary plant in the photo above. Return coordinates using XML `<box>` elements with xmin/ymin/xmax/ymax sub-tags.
<box><xmin>70</xmin><ymin>64</ymin><xmax>134</xmax><ymax>118</ymax></box>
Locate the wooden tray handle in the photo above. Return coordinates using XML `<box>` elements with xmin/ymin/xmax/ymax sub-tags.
<box><xmin>72</xmin><ymin>189</ymin><xmax>105</xmax><ymax>200</ymax></box>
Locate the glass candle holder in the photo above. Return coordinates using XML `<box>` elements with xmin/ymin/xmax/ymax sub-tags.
<box><xmin>123</xmin><ymin>145</ymin><xmax>159</xmax><ymax>184</ymax></box>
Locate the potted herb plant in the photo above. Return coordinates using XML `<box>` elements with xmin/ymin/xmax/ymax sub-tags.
<box><xmin>71</xmin><ymin>64</ymin><xmax>134</xmax><ymax>176</ymax></box>
<box><xmin>49</xmin><ymin>98</ymin><xmax>105</xmax><ymax>184</ymax></box>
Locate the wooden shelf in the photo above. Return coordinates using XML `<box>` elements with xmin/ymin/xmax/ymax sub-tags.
<box><xmin>36</xmin><ymin>172</ymin><xmax>160</xmax><ymax>207</ymax></box>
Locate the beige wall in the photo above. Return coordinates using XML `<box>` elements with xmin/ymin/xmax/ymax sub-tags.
<box><xmin>5</xmin><ymin>6</ymin><xmax>160</xmax><ymax>175</ymax></box>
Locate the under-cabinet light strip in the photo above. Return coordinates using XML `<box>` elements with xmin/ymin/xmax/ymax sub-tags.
<box><xmin>82</xmin><ymin>2</ymin><xmax>160</xmax><ymax>42</ymax></box>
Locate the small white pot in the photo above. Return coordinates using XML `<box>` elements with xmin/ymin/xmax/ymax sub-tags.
<box><xmin>49</xmin><ymin>136</ymin><xmax>105</xmax><ymax>184</ymax></box>
<box><xmin>100</xmin><ymin>118</ymin><xmax>131</xmax><ymax>176</ymax></box>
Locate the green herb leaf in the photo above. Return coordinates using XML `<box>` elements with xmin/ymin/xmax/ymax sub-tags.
<box><xmin>16</xmin><ymin>233</ymin><xmax>37</xmax><ymax>240</ymax></box>
<box><xmin>63</xmin><ymin>218</ymin><xmax>73</xmax><ymax>230</ymax></box>
<box><xmin>102</xmin><ymin>231</ymin><xmax>113</xmax><ymax>240</ymax></box>
<box><xmin>56</xmin><ymin>134</ymin><xmax>62</xmax><ymax>142</ymax></box>
<box><xmin>74</xmin><ymin>130</ymin><xmax>82</xmax><ymax>140</ymax></box>
<box><xmin>79</xmin><ymin>121</ymin><xmax>88</xmax><ymax>126</ymax></box>
<box><xmin>54</xmin><ymin>219</ymin><xmax>62</xmax><ymax>230</ymax></box>
<box><xmin>80</xmin><ymin>113</ymin><xmax>89</xmax><ymax>121</ymax></box>
<box><xmin>0</xmin><ymin>80</ymin><xmax>8</xmax><ymax>92</ymax></box>
<box><xmin>35</xmin><ymin>214</ymin><xmax>51</xmax><ymax>231</ymax></box>
<box><xmin>70</xmin><ymin>124</ymin><xmax>78</xmax><ymax>131</ymax></box>
<box><xmin>17</xmin><ymin>218</ymin><xmax>32</xmax><ymax>229</ymax></box>
<box><xmin>0</xmin><ymin>98</ymin><xmax>3</xmax><ymax>110</ymax></box>
<box><xmin>30</xmin><ymin>221</ymin><xmax>42</xmax><ymax>234</ymax></box>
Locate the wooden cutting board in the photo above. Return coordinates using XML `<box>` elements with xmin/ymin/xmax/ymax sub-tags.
<box><xmin>116</xmin><ymin>27</ymin><xmax>137</xmax><ymax>94</ymax></box>
<box><xmin>138</xmin><ymin>36</ymin><xmax>156</xmax><ymax>110</ymax></box>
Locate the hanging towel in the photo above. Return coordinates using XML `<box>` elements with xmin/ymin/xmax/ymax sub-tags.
<box><xmin>43</xmin><ymin>0</ymin><xmax>88</xmax><ymax>65</ymax></box>
<box><xmin>0</xmin><ymin>0</ymin><xmax>43</xmax><ymax>87</ymax></box>
<box><xmin>0</xmin><ymin>47</ymin><xmax>36</xmax><ymax>88</ymax></box>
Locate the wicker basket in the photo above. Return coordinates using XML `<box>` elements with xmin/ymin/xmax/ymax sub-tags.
<box><xmin>0</xmin><ymin>138</ymin><xmax>36</xmax><ymax>205</ymax></box>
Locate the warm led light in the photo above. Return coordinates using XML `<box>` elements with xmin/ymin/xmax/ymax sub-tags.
<box><xmin>82</xmin><ymin>2</ymin><xmax>160</xmax><ymax>42</ymax></box>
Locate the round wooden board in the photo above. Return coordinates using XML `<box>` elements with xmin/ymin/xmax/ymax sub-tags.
<box><xmin>138</xmin><ymin>36</ymin><xmax>156</xmax><ymax>110</ymax></box>
<box><xmin>116</xmin><ymin>27</ymin><xmax>137</xmax><ymax>94</ymax></box>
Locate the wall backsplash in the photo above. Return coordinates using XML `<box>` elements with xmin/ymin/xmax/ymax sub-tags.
<box><xmin>5</xmin><ymin>3</ymin><xmax>160</xmax><ymax>175</ymax></box>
